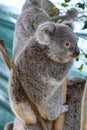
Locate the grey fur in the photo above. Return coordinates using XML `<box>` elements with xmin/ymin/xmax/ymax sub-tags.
<box><xmin>5</xmin><ymin>0</ymin><xmax>79</xmax><ymax>130</ymax></box>
<box><xmin>13</xmin><ymin>0</ymin><xmax>56</xmax><ymax>61</ymax></box>
<box><xmin>4</xmin><ymin>122</ymin><xmax>13</xmax><ymax>130</ymax></box>
<box><xmin>64</xmin><ymin>8</ymin><xmax>78</xmax><ymax>21</ymax></box>
<box><xmin>8</xmin><ymin>21</ymin><xmax>79</xmax><ymax>130</ymax></box>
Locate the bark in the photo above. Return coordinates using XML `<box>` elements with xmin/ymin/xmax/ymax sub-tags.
<box><xmin>64</xmin><ymin>77</ymin><xmax>86</xmax><ymax>130</ymax></box>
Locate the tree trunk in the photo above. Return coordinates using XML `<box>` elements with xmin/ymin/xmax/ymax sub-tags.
<box><xmin>64</xmin><ymin>77</ymin><xmax>86</xmax><ymax>130</ymax></box>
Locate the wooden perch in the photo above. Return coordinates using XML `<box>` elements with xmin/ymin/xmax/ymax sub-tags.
<box><xmin>0</xmin><ymin>39</ymin><xmax>20</xmax><ymax>78</ymax></box>
<box><xmin>0</xmin><ymin>39</ymin><xmax>11</xmax><ymax>70</ymax></box>
<box><xmin>52</xmin><ymin>79</ymin><xmax>67</xmax><ymax>130</ymax></box>
<box><xmin>80</xmin><ymin>80</ymin><xmax>87</xmax><ymax>130</ymax></box>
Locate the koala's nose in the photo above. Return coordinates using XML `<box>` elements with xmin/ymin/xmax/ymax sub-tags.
<box><xmin>73</xmin><ymin>46</ymin><xmax>80</xmax><ymax>57</ymax></box>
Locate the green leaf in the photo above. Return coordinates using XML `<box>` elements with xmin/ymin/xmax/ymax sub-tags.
<box><xmin>78</xmin><ymin>64</ymin><xmax>83</xmax><ymax>72</ymax></box>
<box><xmin>85</xmin><ymin>54</ymin><xmax>87</xmax><ymax>58</ymax></box>
<box><xmin>76</xmin><ymin>57</ymin><xmax>79</xmax><ymax>61</ymax></box>
<box><xmin>85</xmin><ymin>62</ymin><xmax>87</xmax><ymax>65</ymax></box>
<box><xmin>65</xmin><ymin>0</ymin><xmax>71</xmax><ymax>3</ymax></box>
<box><xmin>83</xmin><ymin>21</ymin><xmax>87</xmax><ymax>29</ymax></box>
<box><xmin>61</xmin><ymin>3</ymin><xmax>68</xmax><ymax>7</ymax></box>
<box><xmin>76</xmin><ymin>3</ymin><xmax>85</xmax><ymax>10</ymax></box>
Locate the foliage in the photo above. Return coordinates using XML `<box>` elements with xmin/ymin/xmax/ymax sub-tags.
<box><xmin>76</xmin><ymin>2</ymin><xmax>85</xmax><ymax>10</ymax></box>
<box><xmin>78</xmin><ymin>64</ymin><xmax>83</xmax><ymax>72</ymax></box>
<box><xmin>83</xmin><ymin>20</ymin><xmax>87</xmax><ymax>29</ymax></box>
<box><xmin>61</xmin><ymin>3</ymin><xmax>68</xmax><ymax>7</ymax></box>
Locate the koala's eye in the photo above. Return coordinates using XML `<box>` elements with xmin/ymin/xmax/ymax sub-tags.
<box><xmin>64</xmin><ymin>41</ymin><xmax>71</xmax><ymax>48</ymax></box>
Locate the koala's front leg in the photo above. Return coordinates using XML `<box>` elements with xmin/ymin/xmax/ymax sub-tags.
<box><xmin>45</xmin><ymin>102</ymin><xmax>68</xmax><ymax>121</ymax></box>
<box><xmin>39</xmin><ymin>88</ymin><xmax>68</xmax><ymax>121</ymax></box>
<box><xmin>9</xmin><ymin>71</ymin><xmax>37</xmax><ymax>125</ymax></box>
<box><xmin>52</xmin><ymin>79</ymin><xmax>67</xmax><ymax>130</ymax></box>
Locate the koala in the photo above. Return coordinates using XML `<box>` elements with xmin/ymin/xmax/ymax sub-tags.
<box><xmin>5</xmin><ymin>0</ymin><xmax>79</xmax><ymax>130</ymax></box>
<box><xmin>13</xmin><ymin>0</ymin><xmax>58</xmax><ymax>62</ymax></box>
<box><xmin>13</xmin><ymin>0</ymin><xmax>78</xmax><ymax>62</ymax></box>
<box><xmin>5</xmin><ymin>21</ymin><xmax>80</xmax><ymax>130</ymax></box>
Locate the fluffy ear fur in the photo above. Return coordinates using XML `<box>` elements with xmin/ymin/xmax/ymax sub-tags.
<box><xmin>35</xmin><ymin>22</ymin><xmax>56</xmax><ymax>45</ymax></box>
<box><xmin>63</xmin><ymin>21</ymin><xmax>73</xmax><ymax>30</ymax></box>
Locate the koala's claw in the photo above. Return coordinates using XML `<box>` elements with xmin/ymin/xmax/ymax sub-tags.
<box><xmin>61</xmin><ymin>104</ymin><xmax>69</xmax><ymax>114</ymax></box>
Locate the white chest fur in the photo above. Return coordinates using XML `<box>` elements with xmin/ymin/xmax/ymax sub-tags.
<box><xmin>41</xmin><ymin>76</ymin><xmax>64</xmax><ymax>97</ymax></box>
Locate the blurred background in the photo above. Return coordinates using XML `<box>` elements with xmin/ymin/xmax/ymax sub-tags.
<box><xmin>0</xmin><ymin>0</ymin><xmax>87</xmax><ymax>130</ymax></box>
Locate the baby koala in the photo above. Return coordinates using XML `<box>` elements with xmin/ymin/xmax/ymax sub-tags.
<box><xmin>8</xmin><ymin>21</ymin><xmax>80</xmax><ymax>128</ymax></box>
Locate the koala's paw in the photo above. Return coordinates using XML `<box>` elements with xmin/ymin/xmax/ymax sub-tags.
<box><xmin>4</xmin><ymin>122</ymin><xmax>13</xmax><ymax>130</ymax></box>
<box><xmin>60</xmin><ymin>104</ymin><xmax>68</xmax><ymax>114</ymax></box>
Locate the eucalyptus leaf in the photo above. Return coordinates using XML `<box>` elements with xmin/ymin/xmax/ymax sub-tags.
<box><xmin>78</xmin><ymin>64</ymin><xmax>83</xmax><ymax>72</ymax></box>
<box><xmin>85</xmin><ymin>54</ymin><xmax>87</xmax><ymax>58</ymax></box>
<box><xmin>61</xmin><ymin>3</ymin><xmax>68</xmax><ymax>7</ymax></box>
<box><xmin>76</xmin><ymin>2</ymin><xmax>85</xmax><ymax>10</ymax></box>
<box><xmin>76</xmin><ymin>57</ymin><xmax>79</xmax><ymax>61</ymax></box>
<box><xmin>65</xmin><ymin>0</ymin><xmax>71</xmax><ymax>3</ymax></box>
<box><xmin>83</xmin><ymin>21</ymin><xmax>87</xmax><ymax>29</ymax></box>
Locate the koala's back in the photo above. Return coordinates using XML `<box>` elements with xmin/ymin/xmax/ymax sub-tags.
<box><xmin>13</xmin><ymin>7</ymin><xmax>49</xmax><ymax>61</ymax></box>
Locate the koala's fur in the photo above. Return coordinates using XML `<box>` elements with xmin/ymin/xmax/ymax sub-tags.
<box><xmin>5</xmin><ymin>0</ymin><xmax>79</xmax><ymax>130</ymax></box>
<box><xmin>13</xmin><ymin>0</ymin><xmax>78</xmax><ymax>62</ymax></box>
<box><xmin>6</xmin><ymin>21</ymin><xmax>79</xmax><ymax>130</ymax></box>
<box><xmin>13</xmin><ymin>0</ymin><xmax>58</xmax><ymax>62</ymax></box>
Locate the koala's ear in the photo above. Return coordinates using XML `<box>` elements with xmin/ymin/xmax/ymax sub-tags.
<box><xmin>42</xmin><ymin>22</ymin><xmax>56</xmax><ymax>35</ymax></box>
<box><xmin>64</xmin><ymin>21</ymin><xmax>73</xmax><ymax>30</ymax></box>
<box><xmin>35</xmin><ymin>22</ymin><xmax>56</xmax><ymax>45</ymax></box>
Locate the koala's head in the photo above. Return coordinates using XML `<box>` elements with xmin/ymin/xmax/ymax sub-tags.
<box><xmin>35</xmin><ymin>22</ymin><xmax>80</xmax><ymax>63</ymax></box>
